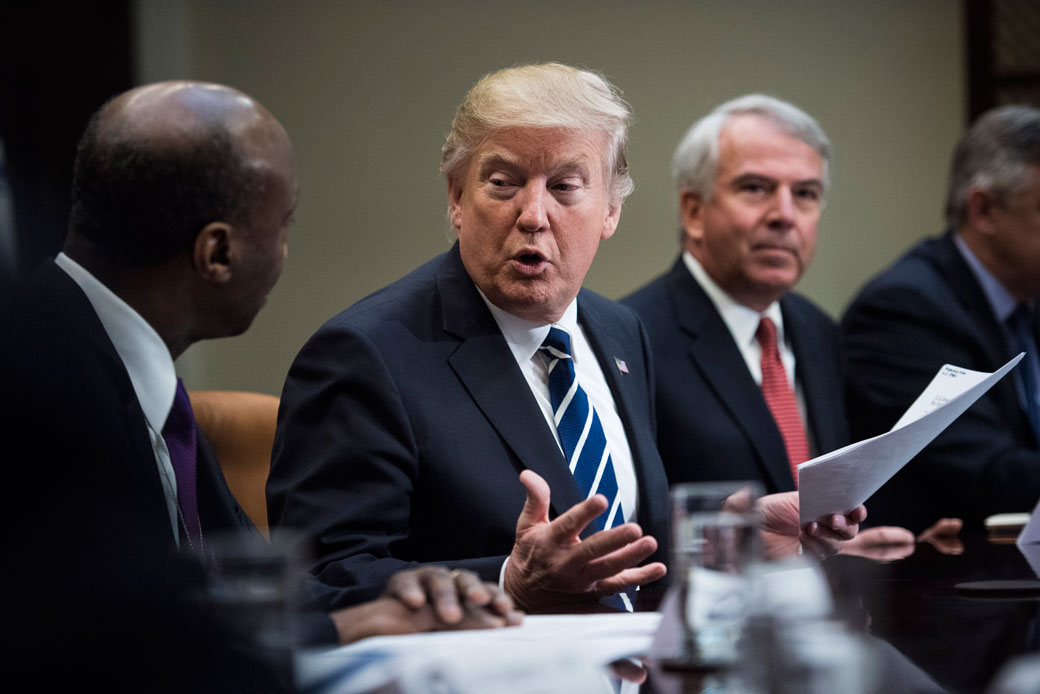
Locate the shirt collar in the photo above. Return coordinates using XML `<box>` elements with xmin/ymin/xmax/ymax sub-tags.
<box><xmin>477</xmin><ymin>289</ymin><xmax>580</xmax><ymax>364</ymax></box>
<box><xmin>55</xmin><ymin>252</ymin><xmax>177</xmax><ymax>432</ymax></box>
<box><xmin>953</xmin><ymin>233</ymin><xmax>1023</xmax><ymax>323</ymax></box>
<box><xmin>683</xmin><ymin>250</ymin><xmax>785</xmax><ymax>348</ymax></box>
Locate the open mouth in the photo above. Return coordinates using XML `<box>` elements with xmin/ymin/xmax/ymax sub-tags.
<box><xmin>513</xmin><ymin>251</ymin><xmax>547</xmax><ymax>274</ymax></box>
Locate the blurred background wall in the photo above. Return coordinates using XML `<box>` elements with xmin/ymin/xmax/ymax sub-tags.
<box><xmin>3</xmin><ymin>1</ymin><xmax>975</xmax><ymax>394</ymax></box>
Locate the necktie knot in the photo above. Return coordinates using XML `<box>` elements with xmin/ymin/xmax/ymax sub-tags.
<box><xmin>163</xmin><ymin>379</ymin><xmax>196</xmax><ymax>437</ymax></box>
<box><xmin>541</xmin><ymin>326</ymin><xmax>574</xmax><ymax>360</ymax></box>
<box><xmin>756</xmin><ymin>317</ymin><xmax>779</xmax><ymax>354</ymax></box>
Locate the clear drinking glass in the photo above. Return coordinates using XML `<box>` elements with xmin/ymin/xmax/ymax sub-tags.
<box><xmin>195</xmin><ymin>529</ymin><xmax>308</xmax><ymax>683</ymax></box>
<box><xmin>668</xmin><ymin>480</ymin><xmax>764</xmax><ymax>670</ymax></box>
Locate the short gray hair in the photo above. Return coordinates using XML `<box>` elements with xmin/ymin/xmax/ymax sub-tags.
<box><xmin>945</xmin><ymin>105</ymin><xmax>1040</xmax><ymax>230</ymax></box>
<box><xmin>672</xmin><ymin>94</ymin><xmax>831</xmax><ymax>200</ymax></box>
<box><xmin>440</xmin><ymin>62</ymin><xmax>634</xmax><ymax>205</ymax></box>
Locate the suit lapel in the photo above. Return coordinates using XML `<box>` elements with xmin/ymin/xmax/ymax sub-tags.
<box><xmin>577</xmin><ymin>292</ymin><xmax>656</xmax><ymax>509</ymax></box>
<box><xmin>34</xmin><ymin>261</ymin><xmax>177</xmax><ymax>544</ymax></box>
<box><xmin>931</xmin><ymin>234</ymin><xmax>1033</xmax><ymax>440</ymax></box>
<box><xmin>438</xmin><ymin>247</ymin><xmax>584</xmax><ymax>518</ymax></box>
<box><xmin>667</xmin><ymin>262</ymin><xmax>795</xmax><ymax>491</ymax></box>
<box><xmin>934</xmin><ymin>234</ymin><xmax>1015</xmax><ymax>367</ymax></box>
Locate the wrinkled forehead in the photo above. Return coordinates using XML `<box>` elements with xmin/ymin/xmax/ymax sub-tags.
<box><xmin>470</xmin><ymin>127</ymin><xmax>611</xmax><ymax>180</ymax></box>
<box><xmin>716</xmin><ymin>115</ymin><xmax>825</xmax><ymax>180</ymax></box>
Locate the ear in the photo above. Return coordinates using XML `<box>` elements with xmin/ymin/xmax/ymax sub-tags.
<box><xmin>680</xmin><ymin>190</ymin><xmax>707</xmax><ymax>245</ymax></box>
<box><xmin>193</xmin><ymin>222</ymin><xmax>234</xmax><ymax>283</ymax></box>
<box><xmin>966</xmin><ymin>188</ymin><xmax>999</xmax><ymax>236</ymax></box>
<box><xmin>601</xmin><ymin>201</ymin><xmax>621</xmax><ymax>241</ymax></box>
<box><xmin>448</xmin><ymin>179</ymin><xmax>464</xmax><ymax>231</ymax></box>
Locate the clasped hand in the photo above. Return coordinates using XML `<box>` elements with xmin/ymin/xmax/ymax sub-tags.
<box><xmin>331</xmin><ymin>565</ymin><xmax>522</xmax><ymax>644</ymax></box>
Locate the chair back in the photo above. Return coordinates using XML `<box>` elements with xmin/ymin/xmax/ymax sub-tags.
<box><xmin>188</xmin><ymin>390</ymin><xmax>279</xmax><ymax>538</ymax></box>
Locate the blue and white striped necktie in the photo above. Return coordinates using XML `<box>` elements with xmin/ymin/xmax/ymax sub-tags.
<box><xmin>540</xmin><ymin>326</ymin><xmax>625</xmax><ymax>531</ymax></box>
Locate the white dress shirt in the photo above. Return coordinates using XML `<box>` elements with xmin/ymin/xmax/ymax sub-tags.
<box><xmin>479</xmin><ymin>291</ymin><xmax>638</xmax><ymax>522</ymax></box>
<box><xmin>683</xmin><ymin>251</ymin><xmax>814</xmax><ymax>452</ymax></box>
<box><xmin>55</xmin><ymin>252</ymin><xmax>182</xmax><ymax>545</ymax></box>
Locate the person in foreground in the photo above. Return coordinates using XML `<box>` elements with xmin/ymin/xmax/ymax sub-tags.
<box><xmin>1</xmin><ymin>81</ymin><xmax>516</xmax><ymax>691</ymax></box>
<box><xmin>623</xmin><ymin>94</ymin><xmax>958</xmax><ymax>555</ymax></box>
<box><xmin>842</xmin><ymin>104</ymin><xmax>1040</xmax><ymax>533</ymax></box>
<box><xmin>268</xmin><ymin>63</ymin><xmax>866</xmax><ymax>615</ymax></box>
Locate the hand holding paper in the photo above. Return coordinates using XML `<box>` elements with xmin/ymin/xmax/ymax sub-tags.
<box><xmin>798</xmin><ymin>354</ymin><xmax>1024</xmax><ymax>523</ymax></box>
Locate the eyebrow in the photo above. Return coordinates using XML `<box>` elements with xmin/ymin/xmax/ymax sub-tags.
<box><xmin>476</xmin><ymin>151</ymin><xmax>593</xmax><ymax>181</ymax></box>
<box><xmin>731</xmin><ymin>172</ymin><xmax>823</xmax><ymax>188</ymax></box>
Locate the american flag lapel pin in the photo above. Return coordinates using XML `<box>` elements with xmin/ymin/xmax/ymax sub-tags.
<box><xmin>614</xmin><ymin>357</ymin><xmax>629</xmax><ymax>375</ymax></box>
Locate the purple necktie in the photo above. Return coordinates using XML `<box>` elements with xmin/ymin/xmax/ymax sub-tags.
<box><xmin>162</xmin><ymin>379</ymin><xmax>202</xmax><ymax>548</ymax></box>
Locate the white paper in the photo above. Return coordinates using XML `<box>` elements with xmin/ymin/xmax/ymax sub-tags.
<box><xmin>797</xmin><ymin>354</ymin><xmax>1023</xmax><ymax>523</ymax></box>
<box><xmin>1017</xmin><ymin>497</ymin><xmax>1040</xmax><ymax>548</ymax></box>
<box><xmin>1017</xmin><ymin>498</ymin><xmax>1040</xmax><ymax>579</ymax></box>
<box><xmin>296</xmin><ymin>613</ymin><xmax>662</xmax><ymax>694</ymax></box>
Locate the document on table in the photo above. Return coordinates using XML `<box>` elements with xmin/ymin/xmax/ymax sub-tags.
<box><xmin>797</xmin><ymin>353</ymin><xmax>1023</xmax><ymax>523</ymax></box>
<box><xmin>296</xmin><ymin>612</ymin><xmax>662</xmax><ymax>694</ymax></box>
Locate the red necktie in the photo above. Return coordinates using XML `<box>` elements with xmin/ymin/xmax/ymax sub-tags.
<box><xmin>756</xmin><ymin>317</ymin><xmax>810</xmax><ymax>486</ymax></box>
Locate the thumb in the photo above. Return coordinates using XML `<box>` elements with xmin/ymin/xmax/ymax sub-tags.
<box><xmin>516</xmin><ymin>470</ymin><xmax>551</xmax><ymax>532</ymax></box>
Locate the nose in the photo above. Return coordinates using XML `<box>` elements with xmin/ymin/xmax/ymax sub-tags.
<box><xmin>516</xmin><ymin>182</ymin><xmax>549</xmax><ymax>233</ymax></box>
<box><xmin>767</xmin><ymin>186</ymin><xmax>796</xmax><ymax>231</ymax></box>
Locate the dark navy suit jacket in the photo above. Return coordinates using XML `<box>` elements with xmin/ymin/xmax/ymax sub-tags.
<box><xmin>3</xmin><ymin>260</ymin><xmax>290</xmax><ymax>690</ymax></box>
<box><xmin>622</xmin><ymin>257</ymin><xmax>847</xmax><ymax>494</ymax></box>
<box><xmin>842</xmin><ymin>233</ymin><xmax>1040</xmax><ymax>531</ymax></box>
<box><xmin>268</xmin><ymin>244</ymin><xmax>670</xmax><ymax>599</ymax></box>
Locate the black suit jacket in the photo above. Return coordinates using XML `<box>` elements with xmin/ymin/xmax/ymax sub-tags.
<box><xmin>268</xmin><ymin>244</ymin><xmax>670</xmax><ymax>599</ymax></box>
<box><xmin>622</xmin><ymin>257</ymin><xmax>847</xmax><ymax>494</ymax></box>
<box><xmin>2</xmin><ymin>260</ymin><xmax>290</xmax><ymax>691</ymax></box>
<box><xmin>841</xmin><ymin>233</ymin><xmax>1040</xmax><ymax>532</ymax></box>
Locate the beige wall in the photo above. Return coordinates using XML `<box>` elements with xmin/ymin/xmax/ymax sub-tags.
<box><xmin>137</xmin><ymin>0</ymin><xmax>965</xmax><ymax>395</ymax></box>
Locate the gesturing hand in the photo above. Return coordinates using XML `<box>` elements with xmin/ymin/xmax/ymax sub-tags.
<box><xmin>503</xmin><ymin>470</ymin><xmax>667</xmax><ymax>612</ymax></box>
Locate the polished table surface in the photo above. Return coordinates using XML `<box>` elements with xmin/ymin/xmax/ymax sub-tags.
<box><xmin>637</xmin><ymin>533</ymin><xmax>1040</xmax><ymax>694</ymax></box>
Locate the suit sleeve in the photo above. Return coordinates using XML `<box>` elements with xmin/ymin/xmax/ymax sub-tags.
<box><xmin>842</xmin><ymin>280</ymin><xmax>1040</xmax><ymax>529</ymax></box>
<box><xmin>267</xmin><ymin>321</ymin><xmax>505</xmax><ymax>609</ymax></box>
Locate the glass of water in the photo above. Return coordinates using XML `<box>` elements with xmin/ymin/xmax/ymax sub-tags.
<box><xmin>668</xmin><ymin>480</ymin><xmax>764</xmax><ymax>670</ymax></box>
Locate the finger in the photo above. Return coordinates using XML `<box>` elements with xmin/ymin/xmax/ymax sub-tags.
<box><xmin>846</xmin><ymin>505</ymin><xmax>868</xmax><ymax>525</ymax></box>
<box><xmin>545</xmin><ymin>494</ymin><xmax>610</xmax><ymax>543</ymax></box>
<box><xmin>435</xmin><ymin>609</ymin><xmax>506</xmax><ymax>632</ymax></box>
<box><xmin>421</xmin><ymin>568</ymin><xmax>463</xmax><ymax>624</ymax></box>
<box><xmin>850</xmin><ymin>526</ymin><xmax>915</xmax><ymax>547</ymax></box>
<box><xmin>384</xmin><ymin>569</ymin><xmax>427</xmax><ymax>609</ymax></box>
<box><xmin>918</xmin><ymin>517</ymin><xmax>962</xmax><ymax>540</ymax></box>
<box><xmin>485</xmin><ymin>583</ymin><xmax>518</xmax><ymax>616</ymax></box>
<box><xmin>580</xmin><ymin>536</ymin><xmax>659</xmax><ymax>583</ymax></box>
<box><xmin>810</xmin><ymin>514</ymin><xmax>858</xmax><ymax>541</ymax></box>
<box><xmin>610</xmin><ymin>658</ymin><xmax>649</xmax><ymax>684</ymax></box>
<box><xmin>452</xmin><ymin>569</ymin><xmax>492</xmax><ymax>606</ymax></box>
<box><xmin>570</xmin><ymin>522</ymin><xmax>645</xmax><ymax>564</ymax></box>
<box><xmin>594</xmin><ymin>562</ymin><xmax>668</xmax><ymax>594</ymax></box>
<box><xmin>800</xmin><ymin>532</ymin><xmax>840</xmax><ymax>559</ymax></box>
<box><xmin>516</xmin><ymin>470</ymin><xmax>553</xmax><ymax>533</ymax></box>
<box><xmin>805</xmin><ymin>522</ymin><xmax>851</xmax><ymax>545</ymax></box>
<box><xmin>722</xmin><ymin>488</ymin><xmax>754</xmax><ymax>513</ymax></box>
<box><xmin>457</xmin><ymin>597</ymin><xmax>523</xmax><ymax>630</ymax></box>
